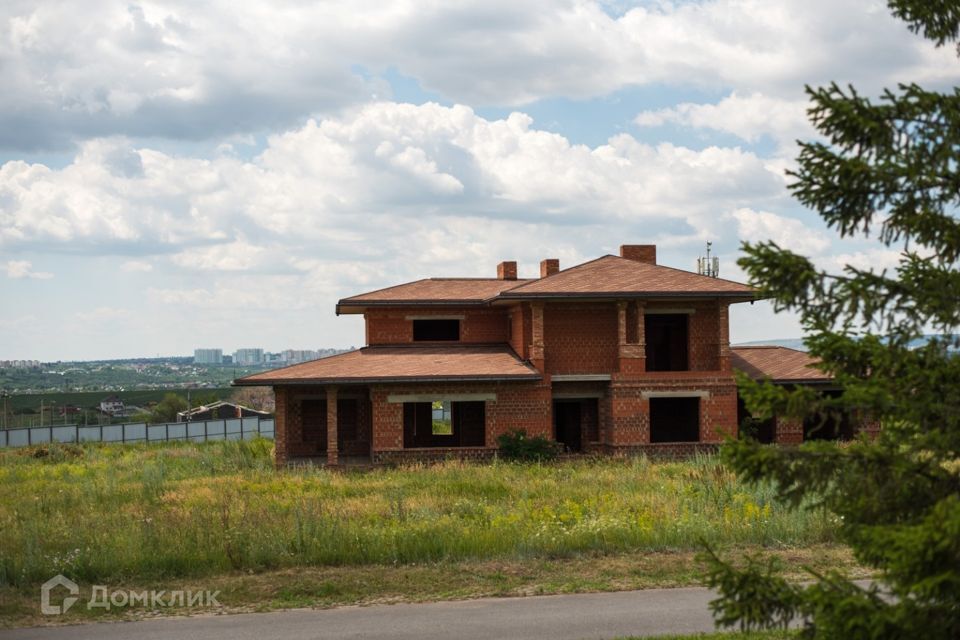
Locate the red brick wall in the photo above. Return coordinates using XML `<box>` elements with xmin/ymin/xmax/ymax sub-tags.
<box><xmin>366</xmin><ymin>307</ymin><xmax>509</xmax><ymax>345</ymax></box>
<box><xmin>543</xmin><ymin>302</ymin><xmax>619</xmax><ymax>374</ymax></box>
<box><xmin>369</xmin><ymin>381</ymin><xmax>552</xmax><ymax>455</ymax></box>
<box><xmin>774</xmin><ymin>416</ymin><xmax>804</xmax><ymax>444</ymax></box>
<box><xmin>607</xmin><ymin>374</ymin><xmax>740</xmax><ymax>446</ymax></box>
<box><xmin>508</xmin><ymin>303</ymin><xmax>529</xmax><ymax>358</ymax></box>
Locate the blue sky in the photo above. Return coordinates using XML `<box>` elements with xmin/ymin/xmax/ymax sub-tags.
<box><xmin>1</xmin><ymin>0</ymin><xmax>957</xmax><ymax>361</ymax></box>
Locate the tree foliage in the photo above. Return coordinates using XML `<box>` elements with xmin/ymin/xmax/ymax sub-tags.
<box><xmin>705</xmin><ymin>2</ymin><xmax>960</xmax><ymax>637</ymax></box>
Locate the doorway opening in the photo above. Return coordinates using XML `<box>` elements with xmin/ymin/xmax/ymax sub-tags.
<box><xmin>553</xmin><ymin>398</ymin><xmax>599</xmax><ymax>452</ymax></box>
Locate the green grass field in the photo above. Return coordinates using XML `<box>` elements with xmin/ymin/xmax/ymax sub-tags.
<box><xmin>0</xmin><ymin>441</ymin><xmax>864</xmax><ymax>627</ymax></box>
<box><xmin>0</xmin><ymin>441</ymin><xmax>838</xmax><ymax>588</ymax></box>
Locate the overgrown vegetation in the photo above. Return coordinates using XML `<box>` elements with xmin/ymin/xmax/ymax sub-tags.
<box><xmin>0</xmin><ymin>441</ymin><xmax>835</xmax><ymax>591</ymax></box>
<box><xmin>497</xmin><ymin>429</ymin><xmax>561</xmax><ymax>461</ymax></box>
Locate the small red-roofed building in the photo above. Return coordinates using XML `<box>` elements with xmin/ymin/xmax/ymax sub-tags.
<box><xmin>235</xmin><ymin>244</ymin><xmax>869</xmax><ymax>466</ymax></box>
<box><xmin>731</xmin><ymin>346</ymin><xmax>880</xmax><ymax>444</ymax></box>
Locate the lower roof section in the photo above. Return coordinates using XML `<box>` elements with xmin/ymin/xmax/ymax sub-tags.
<box><xmin>731</xmin><ymin>346</ymin><xmax>832</xmax><ymax>384</ymax></box>
<box><xmin>234</xmin><ymin>345</ymin><xmax>542</xmax><ymax>386</ymax></box>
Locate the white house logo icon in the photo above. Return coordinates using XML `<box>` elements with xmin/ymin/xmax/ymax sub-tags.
<box><xmin>41</xmin><ymin>574</ymin><xmax>79</xmax><ymax>615</ymax></box>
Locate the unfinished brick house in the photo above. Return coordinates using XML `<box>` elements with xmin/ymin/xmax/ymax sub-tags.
<box><xmin>239</xmin><ymin>243</ymin><xmax>845</xmax><ymax>465</ymax></box>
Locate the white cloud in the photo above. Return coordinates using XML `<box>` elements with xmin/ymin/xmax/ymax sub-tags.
<box><xmin>1</xmin><ymin>0</ymin><xmax>956</xmax><ymax>149</ymax></box>
<box><xmin>5</xmin><ymin>259</ymin><xmax>52</xmax><ymax>279</ymax></box>
<box><xmin>729</xmin><ymin>207</ymin><xmax>830</xmax><ymax>255</ymax></box>
<box><xmin>121</xmin><ymin>260</ymin><xmax>153</xmax><ymax>272</ymax></box>
<box><xmin>635</xmin><ymin>92</ymin><xmax>813</xmax><ymax>151</ymax></box>
<box><xmin>821</xmin><ymin>248</ymin><xmax>906</xmax><ymax>273</ymax></box>
<box><xmin>0</xmin><ymin>104</ymin><xmax>790</xmax><ymax>262</ymax></box>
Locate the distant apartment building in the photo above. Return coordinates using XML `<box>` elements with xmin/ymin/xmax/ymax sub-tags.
<box><xmin>0</xmin><ymin>360</ymin><xmax>41</xmax><ymax>369</ymax></box>
<box><xmin>193</xmin><ymin>348</ymin><xmax>223</xmax><ymax>364</ymax></box>
<box><xmin>282</xmin><ymin>349</ymin><xmax>320</xmax><ymax>364</ymax></box>
<box><xmin>233</xmin><ymin>348</ymin><xmax>265</xmax><ymax>365</ymax></box>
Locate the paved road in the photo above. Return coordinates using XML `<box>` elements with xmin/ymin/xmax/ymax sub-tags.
<box><xmin>2</xmin><ymin>587</ymin><xmax>726</xmax><ymax>640</ymax></box>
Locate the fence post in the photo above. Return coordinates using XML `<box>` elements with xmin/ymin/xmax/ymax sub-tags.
<box><xmin>204</xmin><ymin>420</ymin><xmax>208</xmax><ymax>443</ymax></box>
<box><xmin>75</xmin><ymin>424</ymin><xmax>79</xmax><ymax>444</ymax></box>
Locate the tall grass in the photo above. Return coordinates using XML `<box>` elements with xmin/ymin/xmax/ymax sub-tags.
<box><xmin>0</xmin><ymin>441</ymin><xmax>835</xmax><ymax>587</ymax></box>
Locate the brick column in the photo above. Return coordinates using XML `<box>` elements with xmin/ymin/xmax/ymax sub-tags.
<box><xmin>529</xmin><ymin>302</ymin><xmax>545</xmax><ymax>371</ymax></box>
<box><xmin>618</xmin><ymin>301</ymin><xmax>646</xmax><ymax>374</ymax></box>
<box><xmin>718</xmin><ymin>301</ymin><xmax>731</xmax><ymax>372</ymax></box>
<box><xmin>326</xmin><ymin>386</ymin><xmax>338</xmax><ymax>466</ymax></box>
<box><xmin>273</xmin><ymin>386</ymin><xmax>288</xmax><ymax>468</ymax></box>
<box><xmin>617</xmin><ymin>301</ymin><xmax>627</xmax><ymax>345</ymax></box>
<box><xmin>636</xmin><ymin>301</ymin><xmax>645</xmax><ymax>350</ymax></box>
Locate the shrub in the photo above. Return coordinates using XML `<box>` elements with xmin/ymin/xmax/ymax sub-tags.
<box><xmin>496</xmin><ymin>429</ymin><xmax>560</xmax><ymax>462</ymax></box>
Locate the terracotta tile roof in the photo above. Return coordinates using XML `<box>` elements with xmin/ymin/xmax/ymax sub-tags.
<box><xmin>337</xmin><ymin>278</ymin><xmax>532</xmax><ymax>312</ymax></box>
<box><xmin>234</xmin><ymin>345</ymin><xmax>541</xmax><ymax>385</ymax></box>
<box><xmin>498</xmin><ymin>255</ymin><xmax>756</xmax><ymax>299</ymax></box>
<box><xmin>731</xmin><ymin>346</ymin><xmax>832</xmax><ymax>383</ymax></box>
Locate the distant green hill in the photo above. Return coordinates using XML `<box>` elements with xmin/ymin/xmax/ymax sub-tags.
<box><xmin>4</xmin><ymin>388</ymin><xmax>235</xmax><ymax>415</ymax></box>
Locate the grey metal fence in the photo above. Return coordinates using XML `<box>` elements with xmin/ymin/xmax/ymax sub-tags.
<box><xmin>0</xmin><ymin>417</ymin><xmax>274</xmax><ymax>448</ymax></box>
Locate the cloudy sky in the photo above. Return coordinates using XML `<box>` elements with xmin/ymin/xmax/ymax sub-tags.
<box><xmin>2</xmin><ymin>0</ymin><xmax>956</xmax><ymax>361</ymax></box>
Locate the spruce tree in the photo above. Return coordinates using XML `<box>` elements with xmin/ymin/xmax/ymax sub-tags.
<box><xmin>705</xmin><ymin>1</ymin><xmax>960</xmax><ymax>637</ymax></box>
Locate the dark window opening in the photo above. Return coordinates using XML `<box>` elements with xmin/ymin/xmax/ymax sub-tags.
<box><xmin>413</xmin><ymin>319</ymin><xmax>460</xmax><ymax>341</ymax></box>
<box><xmin>554</xmin><ymin>401</ymin><xmax>582</xmax><ymax>452</ymax></box>
<box><xmin>337</xmin><ymin>398</ymin><xmax>358</xmax><ymax>444</ymax></box>
<box><xmin>553</xmin><ymin>398</ymin><xmax>599</xmax><ymax>453</ymax></box>
<box><xmin>803</xmin><ymin>391</ymin><xmax>854</xmax><ymax>441</ymax></box>
<box><xmin>737</xmin><ymin>396</ymin><xmax>774</xmax><ymax>444</ymax></box>
<box><xmin>301</xmin><ymin>399</ymin><xmax>328</xmax><ymax>449</ymax></box>
<box><xmin>645</xmin><ymin>314</ymin><xmax>689</xmax><ymax>371</ymax></box>
<box><xmin>649</xmin><ymin>397</ymin><xmax>700</xmax><ymax>443</ymax></box>
<box><xmin>403</xmin><ymin>400</ymin><xmax>485</xmax><ymax>447</ymax></box>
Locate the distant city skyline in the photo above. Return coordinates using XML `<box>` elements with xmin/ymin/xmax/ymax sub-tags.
<box><xmin>3</xmin><ymin>1</ymin><xmax>956</xmax><ymax>361</ymax></box>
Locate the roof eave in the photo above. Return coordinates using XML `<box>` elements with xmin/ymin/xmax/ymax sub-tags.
<box><xmin>495</xmin><ymin>292</ymin><xmax>758</xmax><ymax>302</ymax></box>
<box><xmin>337</xmin><ymin>299</ymin><xmax>493</xmax><ymax>315</ymax></box>
<box><xmin>233</xmin><ymin>374</ymin><xmax>543</xmax><ymax>386</ymax></box>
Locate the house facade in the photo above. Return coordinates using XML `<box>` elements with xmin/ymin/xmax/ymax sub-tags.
<box><xmin>237</xmin><ymin>244</ymin><xmax>807</xmax><ymax>465</ymax></box>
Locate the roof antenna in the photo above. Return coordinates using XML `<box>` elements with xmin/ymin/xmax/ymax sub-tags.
<box><xmin>697</xmin><ymin>242</ymin><xmax>720</xmax><ymax>278</ymax></box>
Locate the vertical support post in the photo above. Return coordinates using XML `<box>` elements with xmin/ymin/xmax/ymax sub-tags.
<box><xmin>617</xmin><ymin>301</ymin><xmax>646</xmax><ymax>374</ymax></box>
<box><xmin>326</xmin><ymin>386</ymin><xmax>339</xmax><ymax>466</ymax></box>
<box><xmin>717</xmin><ymin>300</ymin><xmax>731</xmax><ymax>372</ymax></box>
<box><xmin>617</xmin><ymin>301</ymin><xmax>627</xmax><ymax>346</ymax></box>
<box><xmin>636</xmin><ymin>301</ymin><xmax>645</xmax><ymax>350</ymax></box>
<box><xmin>529</xmin><ymin>302</ymin><xmax>545</xmax><ymax>371</ymax></box>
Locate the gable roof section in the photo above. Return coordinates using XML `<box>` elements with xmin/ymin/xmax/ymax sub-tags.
<box><xmin>234</xmin><ymin>345</ymin><xmax>542</xmax><ymax>385</ymax></box>
<box><xmin>499</xmin><ymin>255</ymin><xmax>755</xmax><ymax>300</ymax></box>
<box><xmin>731</xmin><ymin>346</ymin><xmax>832</xmax><ymax>383</ymax></box>
<box><xmin>337</xmin><ymin>278</ymin><xmax>532</xmax><ymax>313</ymax></box>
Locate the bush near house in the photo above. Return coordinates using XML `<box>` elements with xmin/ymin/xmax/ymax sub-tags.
<box><xmin>497</xmin><ymin>429</ymin><xmax>561</xmax><ymax>461</ymax></box>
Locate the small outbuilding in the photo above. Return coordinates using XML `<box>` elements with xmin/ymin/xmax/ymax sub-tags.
<box><xmin>730</xmin><ymin>346</ymin><xmax>879</xmax><ymax>444</ymax></box>
<box><xmin>176</xmin><ymin>401</ymin><xmax>272</xmax><ymax>422</ymax></box>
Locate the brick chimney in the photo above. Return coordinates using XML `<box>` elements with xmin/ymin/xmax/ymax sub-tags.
<box><xmin>620</xmin><ymin>245</ymin><xmax>656</xmax><ymax>265</ymax></box>
<box><xmin>540</xmin><ymin>258</ymin><xmax>560</xmax><ymax>278</ymax></box>
<box><xmin>497</xmin><ymin>261</ymin><xmax>518</xmax><ymax>280</ymax></box>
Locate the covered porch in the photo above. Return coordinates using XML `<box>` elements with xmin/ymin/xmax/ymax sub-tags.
<box><xmin>234</xmin><ymin>344</ymin><xmax>543</xmax><ymax>466</ymax></box>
